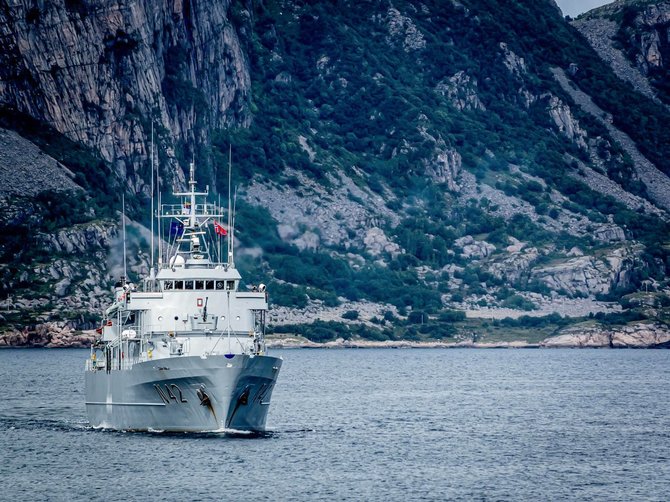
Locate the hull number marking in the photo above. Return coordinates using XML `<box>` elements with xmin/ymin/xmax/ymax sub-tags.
<box><xmin>154</xmin><ymin>383</ymin><xmax>188</xmax><ymax>404</ymax></box>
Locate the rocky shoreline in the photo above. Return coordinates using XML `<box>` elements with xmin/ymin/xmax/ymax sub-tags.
<box><xmin>2</xmin><ymin>321</ymin><xmax>668</xmax><ymax>349</ymax></box>
<box><xmin>266</xmin><ymin>336</ymin><xmax>542</xmax><ymax>349</ymax></box>
<box><xmin>0</xmin><ymin>322</ymin><xmax>95</xmax><ymax>348</ymax></box>
<box><xmin>267</xmin><ymin>321</ymin><xmax>670</xmax><ymax>349</ymax></box>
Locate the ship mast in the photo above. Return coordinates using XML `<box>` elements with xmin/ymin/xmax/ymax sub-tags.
<box><xmin>189</xmin><ymin>162</ymin><xmax>197</xmax><ymax>228</ymax></box>
<box><xmin>150</xmin><ymin>122</ymin><xmax>155</xmax><ymax>284</ymax></box>
<box><xmin>122</xmin><ymin>193</ymin><xmax>127</xmax><ymax>280</ymax></box>
<box><xmin>150</xmin><ymin>123</ymin><xmax>154</xmax><ymax>273</ymax></box>
<box><xmin>227</xmin><ymin>146</ymin><xmax>235</xmax><ymax>268</ymax></box>
<box><xmin>160</xmin><ymin>162</ymin><xmax>224</xmax><ymax>268</ymax></box>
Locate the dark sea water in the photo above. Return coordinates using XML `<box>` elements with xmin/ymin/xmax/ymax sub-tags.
<box><xmin>0</xmin><ymin>348</ymin><xmax>669</xmax><ymax>501</ymax></box>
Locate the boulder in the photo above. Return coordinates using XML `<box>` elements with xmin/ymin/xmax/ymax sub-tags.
<box><xmin>455</xmin><ymin>235</ymin><xmax>495</xmax><ymax>259</ymax></box>
<box><xmin>542</xmin><ymin>323</ymin><xmax>670</xmax><ymax>348</ymax></box>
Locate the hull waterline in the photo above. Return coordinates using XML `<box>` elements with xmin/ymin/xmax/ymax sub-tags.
<box><xmin>86</xmin><ymin>354</ymin><xmax>282</xmax><ymax>432</ymax></box>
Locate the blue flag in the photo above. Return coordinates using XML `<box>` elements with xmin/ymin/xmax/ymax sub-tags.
<box><xmin>169</xmin><ymin>221</ymin><xmax>184</xmax><ymax>238</ymax></box>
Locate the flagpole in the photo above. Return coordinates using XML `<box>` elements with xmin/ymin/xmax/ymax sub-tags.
<box><xmin>227</xmin><ymin>145</ymin><xmax>232</xmax><ymax>266</ymax></box>
<box><xmin>156</xmin><ymin>145</ymin><xmax>163</xmax><ymax>268</ymax></box>
<box><xmin>122</xmin><ymin>194</ymin><xmax>127</xmax><ymax>280</ymax></box>
<box><xmin>157</xmin><ymin>150</ymin><xmax>162</xmax><ymax>268</ymax></box>
<box><xmin>231</xmin><ymin>186</ymin><xmax>237</xmax><ymax>269</ymax></box>
<box><xmin>150</xmin><ymin>121</ymin><xmax>155</xmax><ymax>285</ymax></box>
<box><xmin>218</xmin><ymin>193</ymin><xmax>222</xmax><ymax>264</ymax></box>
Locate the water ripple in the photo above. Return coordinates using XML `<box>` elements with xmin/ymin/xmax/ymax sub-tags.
<box><xmin>1</xmin><ymin>348</ymin><xmax>669</xmax><ymax>501</ymax></box>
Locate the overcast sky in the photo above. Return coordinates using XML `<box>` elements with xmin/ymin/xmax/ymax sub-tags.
<box><xmin>555</xmin><ymin>0</ymin><xmax>614</xmax><ymax>18</ymax></box>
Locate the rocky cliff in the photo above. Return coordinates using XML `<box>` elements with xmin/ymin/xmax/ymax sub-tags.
<box><xmin>0</xmin><ymin>0</ymin><xmax>250</xmax><ymax>192</ymax></box>
<box><xmin>574</xmin><ymin>1</ymin><xmax>670</xmax><ymax>107</ymax></box>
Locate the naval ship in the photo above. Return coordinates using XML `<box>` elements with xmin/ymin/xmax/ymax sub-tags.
<box><xmin>85</xmin><ymin>164</ymin><xmax>281</xmax><ymax>432</ymax></box>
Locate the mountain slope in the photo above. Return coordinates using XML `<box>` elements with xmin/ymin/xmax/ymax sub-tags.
<box><xmin>0</xmin><ymin>0</ymin><xmax>669</xmax><ymax>343</ymax></box>
<box><xmin>574</xmin><ymin>1</ymin><xmax>670</xmax><ymax>104</ymax></box>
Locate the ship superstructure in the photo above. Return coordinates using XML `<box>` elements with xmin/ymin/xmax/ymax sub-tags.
<box><xmin>85</xmin><ymin>164</ymin><xmax>281</xmax><ymax>432</ymax></box>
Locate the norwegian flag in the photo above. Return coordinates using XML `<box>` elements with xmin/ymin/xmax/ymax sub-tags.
<box><xmin>213</xmin><ymin>220</ymin><xmax>227</xmax><ymax>236</ymax></box>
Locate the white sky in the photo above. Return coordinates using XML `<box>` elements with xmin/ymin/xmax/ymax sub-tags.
<box><xmin>555</xmin><ymin>0</ymin><xmax>614</xmax><ymax>17</ymax></box>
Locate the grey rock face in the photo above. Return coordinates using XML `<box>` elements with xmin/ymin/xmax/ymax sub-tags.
<box><xmin>384</xmin><ymin>7</ymin><xmax>426</xmax><ymax>52</ymax></box>
<box><xmin>542</xmin><ymin>323</ymin><xmax>670</xmax><ymax>348</ymax></box>
<box><xmin>592</xmin><ymin>224</ymin><xmax>626</xmax><ymax>243</ymax></box>
<box><xmin>547</xmin><ymin>95</ymin><xmax>588</xmax><ymax>149</ymax></box>
<box><xmin>364</xmin><ymin>228</ymin><xmax>402</xmax><ymax>258</ymax></box>
<box><xmin>435</xmin><ymin>71</ymin><xmax>486</xmax><ymax>111</ymax></box>
<box><xmin>0</xmin><ymin>127</ymin><xmax>81</xmax><ymax>196</ymax></box>
<box><xmin>455</xmin><ymin>235</ymin><xmax>495</xmax><ymax>259</ymax></box>
<box><xmin>0</xmin><ymin>322</ymin><xmax>95</xmax><ymax>348</ymax></box>
<box><xmin>552</xmin><ymin>67</ymin><xmax>670</xmax><ymax>212</ymax></box>
<box><xmin>488</xmin><ymin>246</ymin><xmax>540</xmax><ymax>284</ymax></box>
<box><xmin>45</xmin><ymin>221</ymin><xmax>116</xmax><ymax>255</ymax></box>
<box><xmin>530</xmin><ymin>246</ymin><xmax>636</xmax><ymax>296</ymax></box>
<box><xmin>499</xmin><ymin>42</ymin><xmax>526</xmax><ymax>76</ymax></box>
<box><xmin>572</xmin><ymin>18</ymin><xmax>662</xmax><ymax>103</ymax></box>
<box><xmin>423</xmin><ymin>147</ymin><xmax>462</xmax><ymax>191</ymax></box>
<box><xmin>484</xmin><ymin>240</ymin><xmax>637</xmax><ymax>298</ymax></box>
<box><xmin>0</xmin><ymin>0</ymin><xmax>250</xmax><ymax>190</ymax></box>
<box><xmin>636</xmin><ymin>3</ymin><xmax>670</xmax><ymax>72</ymax></box>
<box><xmin>246</xmin><ymin>168</ymin><xmax>399</xmax><ymax>252</ymax></box>
<box><xmin>573</xmin><ymin>3</ymin><xmax>670</xmax><ymax>111</ymax></box>
<box><xmin>0</xmin><ymin>214</ymin><xmax>152</xmax><ymax>326</ymax></box>
<box><xmin>567</xmin><ymin>157</ymin><xmax>664</xmax><ymax>217</ymax></box>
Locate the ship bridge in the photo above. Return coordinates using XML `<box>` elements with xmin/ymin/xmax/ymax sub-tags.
<box><xmin>95</xmin><ymin>162</ymin><xmax>268</xmax><ymax>361</ymax></box>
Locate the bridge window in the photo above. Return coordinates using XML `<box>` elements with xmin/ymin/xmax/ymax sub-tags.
<box><xmin>226</xmin><ymin>280</ymin><xmax>235</xmax><ymax>290</ymax></box>
<box><xmin>216</xmin><ymin>281</ymin><xmax>225</xmax><ymax>290</ymax></box>
<box><xmin>185</xmin><ymin>280</ymin><xmax>194</xmax><ymax>290</ymax></box>
<box><xmin>195</xmin><ymin>280</ymin><xmax>204</xmax><ymax>290</ymax></box>
<box><xmin>163</xmin><ymin>281</ymin><xmax>173</xmax><ymax>290</ymax></box>
<box><xmin>205</xmin><ymin>280</ymin><xmax>214</xmax><ymax>290</ymax></box>
<box><xmin>175</xmin><ymin>280</ymin><xmax>184</xmax><ymax>290</ymax></box>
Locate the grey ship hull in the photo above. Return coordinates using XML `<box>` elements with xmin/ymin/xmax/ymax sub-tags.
<box><xmin>85</xmin><ymin>354</ymin><xmax>282</xmax><ymax>432</ymax></box>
